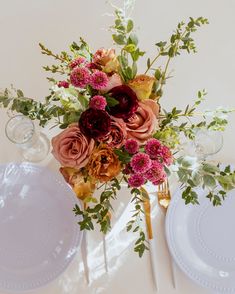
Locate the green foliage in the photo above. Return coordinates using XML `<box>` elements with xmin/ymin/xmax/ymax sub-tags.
<box><xmin>110</xmin><ymin>5</ymin><xmax>145</xmax><ymax>81</ymax></box>
<box><xmin>126</xmin><ymin>188</ymin><xmax>149</xmax><ymax>257</ymax></box>
<box><xmin>114</xmin><ymin>149</ymin><xmax>131</xmax><ymax>164</ymax></box>
<box><xmin>174</xmin><ymin>157</ymin><xmax>235</xmax><ymax>206</ymax></box>
<box><xmin>145</xmin><ymin>17</ymin><xmax>209</xmax><ymax>97</ymax></box>
<box><xmin>73</xmin><ymin>177</ymin><xmax>122</xmax><ymax>234</ymax></box>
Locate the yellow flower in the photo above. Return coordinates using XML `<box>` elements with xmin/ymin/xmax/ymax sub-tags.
<box><xmin>128</xmin><ymin>74</ymin><xmax>155</xmax><ymax>101</ymax></box>
<box><xmin>88</xmin><ymin>144</ymin><xmax>121</xmax><ymax>182</ymax></box>
<box><xmin>60</xmin><ymin>167</ymin><xmax>96</xmax><ymax>200</ymax></box>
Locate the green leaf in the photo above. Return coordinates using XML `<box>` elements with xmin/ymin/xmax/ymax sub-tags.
<box><xmin>132</xmin><ymin>62</ymin><xmax>137</xmax><ymax>78</ymax></box>
<box><xmin>129</xmin><ymin>33</ymin><xmax>138</xmax><ymax>46</ymax></box>
<box><xmin>114</xmin><ymin>149</ymin><xmax>131</xmax><ymax>164</ymax></box>
<box><xmin>202</xmin><ymin>163</ymin><xmax>220</xmax><ymax>174</ymax></box>
<box><xmin>155</xmin><ymin>41</ymin><xmax>167</xmax><ymax>48</ymax></box>
<box><xmin>154</xmin><ymin>69</ymin><xmax>161</xmax><ymax>80</ymax></box>
<box><xmin>127</xmin><ymin>19</ymin><xmax>134</xmax><ymax>33</ymax></box>
<box><xmin>112</xmin><ymin>34</ymin><xmax>126</xmax><ymax>45</ymax></box>
<box><xmin>106</xmin><ymin>95</ymin><xmax>119</xmax><ymax>107</ymax></box>
<box><xmin>17</xmin><ymin>89</ymin><xmax>24</xmax><ymax>98</ymax></box>
<box><xmin>147</xmin><ymin>58</ymin><xmax>151</xmax><ymax>68</ymax></box>
<box><xmin>203</xmin><ymin>174</ymin><xmax>216</xmax><ymax>188</ymax></box>
<box><xmin>124</xmin><ymin>44</ymin><xmax>136</xmax><ymax>53</ymax></box>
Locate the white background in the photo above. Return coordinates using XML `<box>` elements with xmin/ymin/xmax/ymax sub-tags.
<box><xmin>0</xmin><ymin>0</ymin><xmax>235</xmax><ymax>293</ymax></box>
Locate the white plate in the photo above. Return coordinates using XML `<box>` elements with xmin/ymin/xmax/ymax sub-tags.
<box><xmin>0</xmin><ymin>163</ymin><xmax>82</xmax><ymax>292</ymax></box>
<box><xmin>166</xmin><ymin>187</ymin><xmax>235</xmax><ymax>293</ymax></box>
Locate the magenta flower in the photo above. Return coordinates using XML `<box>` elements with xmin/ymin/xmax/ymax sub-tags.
<box><xmin>125</xmin><ymin>139</ymin><xmax>139</xmax><ymax>154</ymax></box>
<box><xmin>145</xmin><ymin>138</ymin><xmax>161</xmax><ymax>159</ymax></box>
<box><xmin>70</xmin><ymin>67</ymin><xmax>91</xmax><ymax>88</ymax></box>
<box><xmin>145</xmin><ymin>160</ymin><xmax>164</xmax><ymax>183</ymax></box>
<box><xmin>58</xmin><ymin>81</ymin><xmax>69</xmax><ymax>88</ymax></box>
<box><xmin>89</xmin><ymin>95</ymin><xmax>107</xmax><ymax>110</ymax></box>
<box><xmin>69</xmin><ymin>57</ymin><xmax>87</xmax><ymax>69</ymax></box>
<box><xmin>130</xmin><ymin>153</ymin><xmax>151</xmax><ymax>174</ymax></box>
<box><xmin>152</xmin><ymin>173</ymin><xmax>166</xmax><ymax>185</ymax></box>
<box><xmin>159</xmin><ymin>145</ymin><xmax>173</xmax><ymax>166</ymax></box>
<box><xmin>128</xmin><ymin>174</ymin><xmax>145</xmax><ymax>188</ymax></box>
<box><xmin>90</xmin><ymin>71</ymin><xmax>109</xmax><ymax>90</ymax></box>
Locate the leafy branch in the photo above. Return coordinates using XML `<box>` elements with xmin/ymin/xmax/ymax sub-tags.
<box><xmin>110</xmin><ymin>5</ymin><xmax>145</xmax><ymax>81</ymax></box>
<box><xmin>126</xmin><ymin>188</ymin><xmax>149</xmax><ymax>257</ymax></box>
<box><xmin>145</xmin><ymin>17</ymin><xmax>209</xmax><ymax>97</ymax></box>
<box><xmin>39</xmin><ymin>43</ymin><xmax>71</xmax><ymax>63</ymax></box>
<box><xmin>174</xmin><ymin>157</ymin><xmax>235</xmax><ymax>206</ymax></box>
<box><xmin>155</xmin><ymin>89</ymin><xmax>234</xmax><ymax>145</ymax></box>
<box><xmin>73</xmin><ymin>177</ymin><xmax>122</xmax><ymax>234</ymax></box>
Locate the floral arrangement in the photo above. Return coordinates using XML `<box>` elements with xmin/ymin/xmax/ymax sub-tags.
<box><xmin>1</xmin><ymin>1</ymin><xmax>235</xmax><ymax>257</ymax></box>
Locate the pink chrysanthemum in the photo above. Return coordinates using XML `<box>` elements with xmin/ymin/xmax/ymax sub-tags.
<box><xmin>70</xmin><ymin>67</ymin><xmax>91</xmax><ymax>88</ymax></box>
<box><xmin>58</xmin><ymin>80</ymin><xmax>69</xmax><ymax>88</ymax></box>
<box><xmin>125</xmin><ymin>139</ymin><xmax>139</xmax><ymax>154</ymax></box>
<box><xmin>90</xmin><ymin>71</ymin><xmax>108</xmax><ymax>90</ymax></box>
<box><xmin>145</xmin><ymin>138</ymin><xmax>162</xmax><ymax>159</ymax></box>
<box><xmin>89</xmin><ymin>95</ymin><xmax>107</xmax><ymax>110</ymax></box>
<box><xmin>152</xmin><ymin>173</ymin><xmax>166</xmax><ymax>185</ymax></box>
<box><xmin>130</xmin><ymin>153</ymin><xmax>151</xmax><ymax>174</ymax></box>
<box><xmin>145</xmin><ymin>160</ymin><xmax>164</xmax><ymax>183</ymax></box>
<box><xmin>159</xmin><ymin>145</ymin><xmax>173</xmax><ymax>166</ymax></box>
<box><xmin>69</xmin><ymin>57</ymin><xmax>86</xmax><ymax>69</ymax></box>
<box><xmin>128</xmin><ymin>174</ymin><xmax>145</xmax><ymax>188</ymax></box>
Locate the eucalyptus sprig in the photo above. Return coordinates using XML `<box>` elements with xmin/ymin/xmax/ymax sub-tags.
<box><xmin>174</xmin><ymin>157</ymin><xmax>235</xmax><ymax>206</ymax></box>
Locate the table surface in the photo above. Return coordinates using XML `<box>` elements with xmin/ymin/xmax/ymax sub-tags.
<box><xmin>0</xmin><ymin>109</ymin><xmax>219</xmax><ymax>294</ymax></box>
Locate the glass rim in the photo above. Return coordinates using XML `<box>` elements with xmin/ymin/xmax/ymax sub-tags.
<box><xmin>5</xmin><ymin>114</ymin><xmax>35</xmax><ymax>145</ymax></box>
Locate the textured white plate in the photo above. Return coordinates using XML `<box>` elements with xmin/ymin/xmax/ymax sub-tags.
<box><xmin>0</xmin><ymin>163</ymin><xmax>82</xmax><ymax>292</ymax></box>
<box><xmin>166</xmin><ymin>188</ymin><xmax>235</xmax><ymax>293</ymax></box>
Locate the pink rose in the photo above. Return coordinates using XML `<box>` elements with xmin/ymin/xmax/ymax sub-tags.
<box><xmin>101</xmin><ymin>73</ymin><xmax>122</xmax><ymax>93</ymax></box>
<box><xmin>125</xmin><ymin>99</ymin><xmax>159</xmax><ymax>145</ymax></box>
<box><xmin>93</xmin><ymin>48</ymin><xmax>116</xmax><ymax>66</ymax></box>
<box><xmin>98</xmin><ymin>117</ymin><xmax>127</xmax><ymax>148</ymax></box>
<box><xmin>52</xmin><ymin>124</ymin><xmax>95</xmax><ymax>169</ymax></box>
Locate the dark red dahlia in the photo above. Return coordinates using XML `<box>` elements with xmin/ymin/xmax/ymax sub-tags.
<box><xmin>79</xmin><ymin>108</ymin><xmax>111</xmax><ymax>139</ymax></box>
<box><xmin>107</xmin><ymin>85</ymin><xmax>139</xmax><ymax>120</ymax></box>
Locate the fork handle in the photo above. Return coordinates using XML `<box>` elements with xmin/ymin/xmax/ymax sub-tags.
<box><xmin>141</xmin><ymin>188</ymin><xmax>153</xmax><ymax>239</ymax></box>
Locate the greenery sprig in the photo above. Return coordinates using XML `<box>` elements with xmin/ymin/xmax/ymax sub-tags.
<box><xmin>174</xmin><ymin>157</ymin><xmax>235</xmax><ymax>206</ymax></box>
<box><xmin>73</xmin><ymin>177</ymin><xmax>122</xmax><ymax>234</ymax></box>
<box><xmin>127</xmin><ymin>188</ymin><xmax>149</xmax><ymax>257</ymax></box>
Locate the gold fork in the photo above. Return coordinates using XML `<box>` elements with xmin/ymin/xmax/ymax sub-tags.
<box><xmin>157</xmin><ymin>180</ymin><xmax>176</xmax><ymax>289</ymax></box>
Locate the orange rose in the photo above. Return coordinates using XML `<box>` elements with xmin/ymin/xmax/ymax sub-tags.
<box><xmin>128</xmin><ymin>74</ymin><xmax>155</xmax><ymax>100</ymax></box>
<box><xmin>60</xmin><ymin>167</ymin><xmax>96</xmax><ymax>200</ymax></box>
<box><xmin>93</xmin><ymin>48</ymin><xmax>119</xmax><ymax>73</ymax></box>
<box><xmin>88</xmin><ymin>145</ymin><xmax>121</xmax><ymax>182</ymax></box>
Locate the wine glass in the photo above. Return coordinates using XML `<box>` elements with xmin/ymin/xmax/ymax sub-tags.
<box><xmin>5</xmin><ymin>115</ymin><xmax>50</xmax><ymax>162</ymax></box>
<box><xmin>193</xmin><ymin>129</ymin><xmax>224</xmax><ymax>160</ymax></box>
